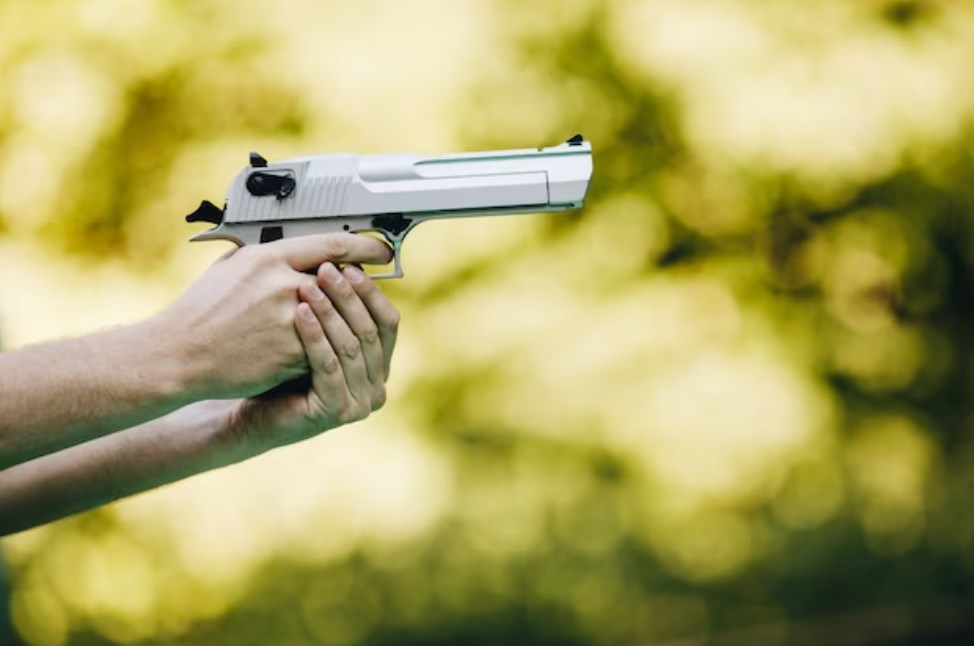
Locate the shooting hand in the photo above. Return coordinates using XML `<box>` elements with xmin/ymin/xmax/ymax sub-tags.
<box><xmin>157</xmin><ymin>235</ymin><xmax>392</xmax><ymax>401</ymax></box>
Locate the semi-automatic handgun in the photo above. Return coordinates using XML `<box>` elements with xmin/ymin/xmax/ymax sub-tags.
<box><xmin>186</xmin><ymin>134</ymin><xmax>593</xmax><ymax>278</ymax></box>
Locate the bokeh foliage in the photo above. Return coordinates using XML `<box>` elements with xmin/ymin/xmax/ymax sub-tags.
<box><xmin>2</xmin><ymin>0</ymin><xmax>974</xmax><ymax>644</ymax></box>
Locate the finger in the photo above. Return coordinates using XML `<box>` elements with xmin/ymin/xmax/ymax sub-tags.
<box><xmin>271</xmin><ymin>234</ymin><xmax>393</xmax><ymax>272</ymax></box>
<box><xmin>293</xmin><ymin>301</ymin><xmax>349</xmax><ymax>412</ymax></box>
<box><xmin>301</xmin><ymin>278</ymin><xmax>373</xmax><ymax>411</ymax></box>
<box><xmin>216</xmin><ymin>248</ymin><xmax>238</xmax><ymax>262</ymax></box>
<box><xmin>318</xmin><ymin>264</ymin><xmax>387</xmax><ymax>403</ymax></box>
<box><xmin>342</xmin><ymin>265</ymin><xmax>400</xmax><ymax>379</ymax></box>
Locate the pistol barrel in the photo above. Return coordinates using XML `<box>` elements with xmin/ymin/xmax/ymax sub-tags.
<box><xmin>222</xmin><ymin>139</ymin><xmax>592</xmax><ymax>224</ymax></box>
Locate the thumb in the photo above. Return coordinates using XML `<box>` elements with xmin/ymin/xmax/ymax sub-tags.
<box><xmin>270</xmin><ymin>233</ymin><xmax>393</xmax><ymax>271</ymax></box>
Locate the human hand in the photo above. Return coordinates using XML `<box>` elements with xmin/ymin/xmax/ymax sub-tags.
<box><xmin>0</xmin><ymin>252</ymin><xmax>398</xmax><ymax>531</ymax></box>
<box><xmin>223</xmin><ymin>263</ymin><xmax>399</xmax><ymax>455</ymax></box>
<box><xmin>156</xmin><ymin>234</ymin><xmax>392</xmax><ymax>402</ymax></box>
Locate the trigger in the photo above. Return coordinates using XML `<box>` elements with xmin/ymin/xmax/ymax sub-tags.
<box><xmin>186</xmin><ymin>200</ymin><xmax>224</xmax><ymax>225</ymax></box>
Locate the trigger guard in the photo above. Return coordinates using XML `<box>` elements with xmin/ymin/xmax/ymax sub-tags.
<box><xmin>369</xmin><ymin>214</ymin><xmax>419</xmax><ymax>279</ymax></box>
<box><xmin>368</xmin><ymin>236</ymin><xmax>404</xmax><ymax>279</ymax></box>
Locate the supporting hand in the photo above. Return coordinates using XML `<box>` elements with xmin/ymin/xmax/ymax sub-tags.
<box><xmin>224</xmin><ymin>263</ymin><xmax>400</xmax><ymax>455</ymax></box>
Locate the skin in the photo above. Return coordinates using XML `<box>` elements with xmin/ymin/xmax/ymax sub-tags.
<box><xmin>0</xmin><ymin>234</ymin><xmax>400</xmax><ymax>536</ymax></box>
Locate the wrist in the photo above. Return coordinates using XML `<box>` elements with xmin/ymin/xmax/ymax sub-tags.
<box><xmin>220</xmin><ymin>397</ymin><xmax>274</xmax><ymax>461</ymax></box>
<box><xmin>136</xmin><ymin>313</ymin><xmax>204</xmax><ymax>406</ymax></box>
<box><xmin>165</xmin><ymin>399</ymin><xmax>255</xmax><ymax>470</ymax></box>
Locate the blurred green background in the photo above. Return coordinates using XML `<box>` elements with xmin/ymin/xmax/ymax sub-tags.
<box><xmin>2</xmin><ymin>0</ymin><xmax>974</xmax><ymax>644</ymax></box>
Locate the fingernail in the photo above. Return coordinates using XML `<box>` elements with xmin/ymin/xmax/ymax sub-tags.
<box><xmin>299</xmin><ymin>303</ymin><xmax>317</xmax><ymax>322</ymax></box>
<box><xmin>307</xmin><ymin>283</ymin><xmax>326</xmax><ymax>301</ymax></box>
<box><xmin>344</xmin><ymin>266</ymin><xmax>365</xmax><ymax>284</ymax></box>
<box><xmin>321</xmin><ymin>263</ymin><xmax>341</xmax><ymax>282</ymax></box>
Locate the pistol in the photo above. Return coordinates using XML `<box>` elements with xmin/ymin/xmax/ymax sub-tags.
<box><xmin>186</xmin><ymin>134</ymin><xmax>593</xmax><ymax>278</ymax></box>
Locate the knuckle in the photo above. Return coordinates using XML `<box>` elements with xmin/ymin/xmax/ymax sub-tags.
<box><xmin>325</xmin><ymin>236</ymin><xmax>350</xmax><ymax>260</ymax></box>
<box><xmin>336</xmin><ymin>407</ymin><xmax>353</xmax><ymax>425</ymax></box>
<box><xmin>384</xmin><ymin>309</ymin><xmax>401</xmax><ymax>330</ymax></box>
<box><xmin>360</xmin><ymin>325</ymin><xmax>380</xmax><ymax>345</ymax></box>
<box><xmin>341</xmin><ymin>341</ymin><xmax>361</xmax><ymax>360</ymax></box>
<box><xmin>263</xmin><ymin>248</ymin><xmax>283</xmax><ymax>267</ymax></box>
<box><xmin>329</xmin><ymin>395</ymin><xmax>350</xmax><ymax>423</ymax></box>
<box><xmin>338</xmin><ymin>403</ymin><xmax>368</xmax><ymax>425</ymax></box>
<box><xmin>234</xmin><ymin>244</ymin><xmax>259</xmax><ymax>262</ymax></box>
<box><xmin>321</xmin><ymin>354</ymin><xmax>342</xmax><ymax>375</ymax></box>
<box><xmin>237</xmin><ymin>249</ymin><xmax>265</xmax><ymax>275</ymax></box>
<box><xmin>248</xmin><ymin>247</ymin><xmax>278</xmax><ymax>270</ymax></box>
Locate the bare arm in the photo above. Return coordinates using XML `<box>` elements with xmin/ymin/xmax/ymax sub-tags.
<box><xmin>0</xmin><ymin>400</ymin><xmax>240</xmax><ymax>535</ymax></box>
<box><xmin>0</xmin><ymin>264</ymin><xmax>399</xmax><ymax>536</ymax></box>
<box><xmin>0</xmin><ymin>319</ymin><xmax>195</xmax><ymax>470</ymax></box>
<box><xmin>0</xmin><ymin>234</ymin><xmax>393</xmax><ymax>470</ymax></box>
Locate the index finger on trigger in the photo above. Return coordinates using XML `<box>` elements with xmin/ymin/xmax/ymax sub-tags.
<box><xmin>272</xmin><ymin>233</ymin><xmax>393</xmax><ymax>271</ymax></box>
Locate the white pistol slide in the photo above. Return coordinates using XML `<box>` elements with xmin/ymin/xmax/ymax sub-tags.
<box><xmin>186</xmin><ymin>134</ymin><xmax>594</xmax><ymax>278</ymax></box>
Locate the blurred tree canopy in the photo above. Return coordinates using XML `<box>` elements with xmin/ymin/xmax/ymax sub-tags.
<box><xmin>2</xmin><ymin>0</ymin><xmax>974</xmax><ymax>644</ymax></box>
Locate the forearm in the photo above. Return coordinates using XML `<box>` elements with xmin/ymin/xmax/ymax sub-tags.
<box><xmin>0</xmin><ymin>317</ymin><xmax>196</xmax><ymax>468</ymax></box>
<box><xmin>0</xmin><ymin>400</ymin><xmax>247</xmax><ymax>536</ymax></box>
